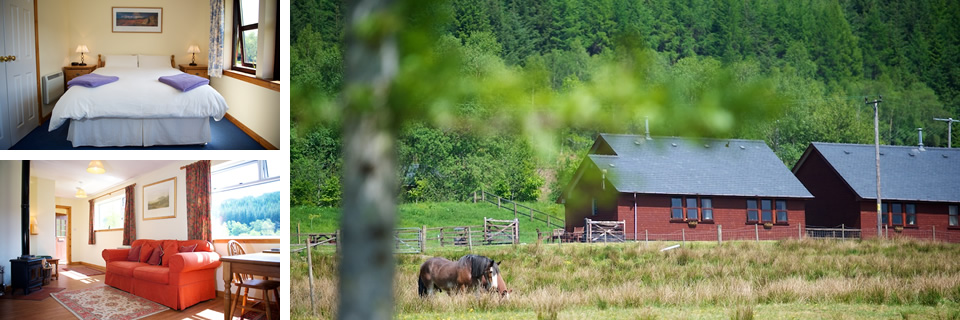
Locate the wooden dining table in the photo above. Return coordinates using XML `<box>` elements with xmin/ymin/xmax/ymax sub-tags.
<box><xmin>221</xmin><ymin>253</ymin><xmax>281</xmax><ymax>320</ymax></box>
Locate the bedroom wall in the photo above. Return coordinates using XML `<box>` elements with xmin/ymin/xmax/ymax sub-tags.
<box><xmin>210</xmin><ymin>77</ymin><xmax>281</xmax><ymax>148</ymax></box>
<box><xmin>0</xmin><ymin>161</ymin><xmax>22</xmax><ymax>287</ymax></box>
<box><xmin>37</xmin><ymin>0</ymin><xmax>209</xmax><ymax>70</ymax></box>
<box><xmin>28</xmin><ymin>177</ymin><xmax>56</xmax><ymax>258</ymax></box>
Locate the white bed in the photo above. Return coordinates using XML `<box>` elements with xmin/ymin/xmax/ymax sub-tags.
<box><xmin>49</xmin><ymin>54</ymin><xmax>229</xmax><ymax>147</ymax></box>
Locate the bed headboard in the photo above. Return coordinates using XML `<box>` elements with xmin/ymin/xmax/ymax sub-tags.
<box><xmin>96</xmin><ymin>54</ymin><xmax>177</xmax><ymax>68</ymax></box>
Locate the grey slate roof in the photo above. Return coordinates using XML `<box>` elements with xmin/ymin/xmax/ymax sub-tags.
<box><xmin>803</xmin><ymin>142</ymin><xmax>960</xmax><ymax>202</ymax></box>
<box><xmin>585</xmin><ymin>134</ymin><xmax>812</xmax><ymax>198</ymax></box>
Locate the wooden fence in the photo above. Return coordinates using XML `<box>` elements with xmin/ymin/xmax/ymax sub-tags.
<box><xmin>585</xmin><ymin>218</ymin><xmax>625</xmax><ymax>243</ymax></box>
<box><xmin>476</xmin><ymin>190</ymin><xmax>564</xmax><ymax>229</ymax></box>
<box><xmin>484</xmin><ymin>218</ymin><xmax>519</xmax><ymax>245</ymax></box>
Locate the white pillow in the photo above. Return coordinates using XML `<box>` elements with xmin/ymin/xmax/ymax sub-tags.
<box><xmin>105</xmin><ymin>55</ymin><xmax>138</xmax><ymax>68</ymax></box>
<box><xmin>138</xmin><ymin>55</ymin><xmax>172</xmax><ymax>69</ymax></box>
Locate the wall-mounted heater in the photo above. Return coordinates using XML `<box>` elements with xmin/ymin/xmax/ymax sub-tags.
<box><xmin>41</xmin><ymin>72</ymin><xmax>65</xmax><ymax>105</ymax></box>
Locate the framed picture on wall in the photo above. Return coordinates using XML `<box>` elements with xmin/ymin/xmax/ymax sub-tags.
<box><xmin>112</xmin><ymin>7</ymin><xmax>163</xmax><ymax>33</ymax></box>
<box><xmin>143</xmin><ymin>177</ymin><xmax>176</xmax><ymax>220</ymax></box>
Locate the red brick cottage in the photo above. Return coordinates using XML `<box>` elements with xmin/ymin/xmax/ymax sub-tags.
<box><xmin>793</xmin><ymin>143</ymin><xmax>960</xmax><ymax>241</ymax></box>
<box><xmin>558</xmin><ymin>134</ymin><xmax>813</xmax><ymax>241</ymax></box>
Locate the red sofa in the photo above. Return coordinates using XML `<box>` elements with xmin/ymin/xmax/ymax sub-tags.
<box><xmin>102</xmin><ymin>239</ymin><xmax>221</xmax><ymax>310</ymax></box>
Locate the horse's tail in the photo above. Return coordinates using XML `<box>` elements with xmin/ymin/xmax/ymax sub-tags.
<box><xmin>418</xmin><ymin>275</ymin><xmax>427</xmax><ymax>297</ymax></box>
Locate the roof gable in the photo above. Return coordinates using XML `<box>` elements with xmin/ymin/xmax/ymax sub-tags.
<box><xmin>806</xmin><ymin>142</ymin><xmax>960</xmax><ymax>202</ymax></box>
<box><xmin>581</xmin><ymin>134</ymin><xmax>812</xmax><ymax>198</ymax></box>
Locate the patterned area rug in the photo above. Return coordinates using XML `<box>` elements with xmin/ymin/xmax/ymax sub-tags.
<box><xmin>0</xmin><ymin>286</ymin><xmax>65</xmax><ymax>301</ymax></box>
<box><xmin>60</xmin><ymin>265</ymin><xmax>106</xmax><ymax>276</ymax></box>
<box><xmin>51</xmin><ymin>286</ymin><xmax>168</xmax><ymax>320</ymax></box>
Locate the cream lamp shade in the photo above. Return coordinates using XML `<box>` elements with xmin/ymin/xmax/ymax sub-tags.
<box><xmin>30</xmin><ymin>216</ymin><xmax>38</xmax><ymax>235</ymax></box>
<box><xmin>187</xmin><ymin>45</ymin><xmax>201</xmax><ymax>53</ymax></box>
<box><xmin>75</xmin><ymin>45</ymin><xmax>89</xmax><ymax>53</ymax></box>
<box><xmin>75</xmin><ymin>187</ymin><xmax>87</xmax><ymax>198</ymax></box>
<box><xmin>87</xmin><ymin>160</ymin><xmax>106</xmax><ymax>174</ymax></box>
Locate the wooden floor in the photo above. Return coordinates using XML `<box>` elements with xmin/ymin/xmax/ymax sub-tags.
<box><xmin>0</xmin><ymin>264</ymin><xmax>235</xmax><ymax>320</ymax></box>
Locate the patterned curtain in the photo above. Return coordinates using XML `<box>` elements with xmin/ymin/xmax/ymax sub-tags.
<box><xmin>88</xmin><ymin>199</ymin><xmax>96</xmax><ymax>244</ymax></box>
<box><xmin>122</xmin><ymin>184</ymin><xmax>137</xmax><ymax>245</ymax></box>
<box><xmin>208</xmin><ymin>0</ymin><xmax>225</xmax><ymax>78</ymax></box>
<box><xmin>186</xmin><ymin>160</ymin><xmax>212</xmax><ymax>241</ymax></box>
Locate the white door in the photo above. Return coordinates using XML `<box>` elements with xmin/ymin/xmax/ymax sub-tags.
<box><xmin>0</xmin><ymin>3</ymin><xmax>9</xmax><ymax>150</ymax></box>
<box><xmin>2</xmin><ymin>0</ymin><xmax>38</xmax><ymax>148</ymax></box>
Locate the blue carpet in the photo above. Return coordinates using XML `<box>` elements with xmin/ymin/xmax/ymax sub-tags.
<box><xmin>10</xmin><ymin>118</ymin><xmax>265</xmax><ymax>150</ymax></box>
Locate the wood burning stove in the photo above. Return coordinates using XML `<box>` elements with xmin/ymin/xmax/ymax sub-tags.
<box><xmin>10</xmin><ymin>160</ymin><xmax>42</xmax><ymax>295</ymax></box>
<box><xmin>8</xmin><ymin>258</ymin><xmax>42</xmax><ymax>295</ymax></box>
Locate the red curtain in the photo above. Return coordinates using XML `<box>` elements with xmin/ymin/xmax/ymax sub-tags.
<box><xmin>122</xmin><ymin>184</ymin><xmax>137</xmax><ymax>245</ymax></box>
<box><xmin>186</xmin><ymin>160</ymin><xmax>212</xmax><ymax>241</ymax></box>
<box><xmin>88</xmin><ymin>199</ymin><xmax>96</xmax><ymax>244</ymax></box>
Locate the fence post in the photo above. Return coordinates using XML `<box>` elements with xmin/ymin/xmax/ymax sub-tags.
<box><xmin>932</xmin><ymin>225</ymin><xmax>936</xmax><ymax>241</ymax></box>
<box><xmin>547</xmin><ymin>215</ymin><xmax>551</xmax><ymax>228</ymax></box>
<box><xmin>439</xmin><ymin>227</ymin><xmax>444</xmax><ymax>247</ymax></box>
<box><xmin>682</xmin><ymin>229</ymin><xmax>685</xmax><ymax>247</ymax></box>
<box><xmin>645</xmin><ymin>229</ymin><xmax>648</xmax><ymax>246</ymax></box>
<box><xmin>335</xmin><ymin>229</ymin><xmax>341</xmax><ymax>253</ymax></box>
<box><xmin>717</xmin><ymin>225</ymin><xmax>722</xmax><ymax>244</ymax></box>
<box><xmin>297</xmin><ymin>223</ymin><xmax>302</xmax><ymax>244</ymax></box>
<box><xmin>530</xmin><ymin>208</ymin><xmax>533</xmax><ymax>222</ymax></box>
<box><xmin>841</xmin><ymin>224</ymin><xmax>845</xmax><ymax>240</ymax></box>
<box><xmin>586</xmin><ymin>218</ymin><xmax>592</xmax><ymax>243</ymax></box>
<box><xmin>467</xmin><ymin>227</ymin><xmax>473</xmax><ymax>252</ymax></box>
<box><xmin>798</xmin><ymin>224</ymin><xmax>802</xmax><ymax>239</ymax></box>
<box><xmin>755</xmin><ymin>224</ymin><xmax>759</xmax><ymax>242</ymax></box>
<box><xmin>421</xmin><ymin>225</ymin><xmax>426</xmax><ymax>253</ymax></box>
<box><xmin>514</xmin><ymin>202</ymin><xmax>517</xmax><ymax>220</ymax></box>
<box><xmin>514</xmin><ymin>219</ymin><xmax>519</xmax><ymax>245</ymax></box>
<box><xmin>307</xmin><ymin>236</ymin><xmax>316</xmax><ymax>317</ymax></box>
<box><xmin>473</xmin><ymin>191</ymin><xmax>477</xmax><ymax>203</ymax></box>
<box><xmin>482</xmin><ymin>190</ymin><xmax>485</xmax><ymax>201</ymax></box>
<box><xmin>498</xmin><ymin>197</ymin><xmax>501</xmax><ymax>209</ymax></box>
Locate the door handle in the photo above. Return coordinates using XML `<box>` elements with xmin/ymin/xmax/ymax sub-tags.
<box><xmin>0</xmin><ymin>56</ymin><xmax>14</xmax><ymax>62</ymax></box>
<box><xmin>0</xmin><ymin>56</ymin><xmax>7</xmax><ymax>62</ymax></box>
<box><xmin>9</xmin><ymin>56</ymin><xmax>14</xmax><ymax>61</ymax></box>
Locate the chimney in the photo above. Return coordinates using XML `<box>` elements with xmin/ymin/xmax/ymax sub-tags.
<box><xmin>20</xmin><ymin>160</ymin><xmax>30</xmax><ymax>258</ymax></box>
<box><xmin>644</xmin><ymin>117</ymin><xmax>652</xmax><ymax>140</ymax></box>
<box><xmin>917</xmin><ymin>128</ymin><xmax>925</xmax><ymax>151</ymax></box>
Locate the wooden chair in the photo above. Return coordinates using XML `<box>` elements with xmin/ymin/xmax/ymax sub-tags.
<box><xmin>227</xmin><ymin>240</ymin><xmax>281</xmax><ymax>320</ymax></box>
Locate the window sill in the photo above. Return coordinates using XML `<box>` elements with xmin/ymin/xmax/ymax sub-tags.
<box><xmin>774</xmin><ymin>223</ymin><xmax>790</xmax><ymax>226</ymax></box>
<box><xmin>95</xmin><ymin>228</ymin><xmax>123</xmax><ymax>232</ymax></box>
<box><xmin>222</xmin><ymin>69</ymin><xmax>280</xmax><ymax>92</ymax></box>
<box><xmin>698</xmin><ymin>220</ymin><xmax>715</xmax><ymax>224</ymax></box>
<box><xmin>669</xmin><ymin>219</ymin><xmax>685</xmax><ymax>223</ymax></box>
<box><xmin>745</xmin><ymin>221</ymin><xmax>759</xmax><ymax>225</ymax></box>
<box><xmin>213</xmin><ymin>238</ymin><xmax>281</xmax><ymax>244</ymax></box>
<box><xmin>948</xmin><ymin>226</ymin><xmax>960</xmax><ymax>230</ymax></box>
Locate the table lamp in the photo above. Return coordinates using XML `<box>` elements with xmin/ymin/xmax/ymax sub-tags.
<box><xmin>76</xmin><ymin>45</ymin><xmax>89</xmax><ymax>66</ymax></box>
<box><xmin>188</xmin><ymin>45</ymin><xmax>200</xmax><ymax>66</ymax></box>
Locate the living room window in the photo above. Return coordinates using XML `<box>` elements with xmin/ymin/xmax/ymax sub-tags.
<box><xmin>95</xmin><ymin>194</ymin><xmax>125</xmax><ymax>231</ymax></box>
<box><xmin>212</xmin><ymin>160</ymin><xmax>281</xmax><ymax>238</ymax></box>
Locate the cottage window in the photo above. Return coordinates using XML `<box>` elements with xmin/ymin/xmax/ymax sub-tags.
<box><xmin>881</xmin><ymin>204</ymin><xmax>889</xmax><ymax>225</ymax></box>
<box><xmin>701</xmin><ymin>198</ymin><xmax>713</xmax><ymax>221</ymax></box>
<box><xmin>905</xmin><ymin>204</ymin><xmax>916</xmax><ymax>226</ymax></box>
<box><xmin>212</xmin><ymin>160</ymin><xmax>281</xmax><ymax>239</ymax></box>
<box><xmin>686</xmin><ymin>198</ymin><xmax>698</xmax><ymax>220</ymax></box>
<box><xmin>760</xmin><ymin>200</ymin><xmax>773</xmax><ymax>222</ymax></box>
<box><xmin>746</xmin><ymin>199</ymin><xmax>758</xmax><ymax>222</ymax></box>
<box><xmin>949</xmin><ymin>205</ymin><xmax>958</xmax><ymax>227</ymax></box>
<box><xmin>891</xmin><ymin>203</ymin><xmax>903</xmax><ymax>225</ymax></box>
<box><xmin>670</xmin><ymin>197</ymin><xmax>683</xmax><ymax>220</ymax></box>
<box><xmin>775</xmin><ymin>200</ymin><xmax>788</xmax><ymax>223</ymax></box>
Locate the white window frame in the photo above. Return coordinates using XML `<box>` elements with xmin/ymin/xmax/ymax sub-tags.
<box><xmin>212</xmin><ymin>160</ymin><xmax>281</xmax><ymax>239</ymax></box>
<box><xmin>94</xmin><ymin>194</ymin><xmax>125</xmax><ymax>231</ymax></box>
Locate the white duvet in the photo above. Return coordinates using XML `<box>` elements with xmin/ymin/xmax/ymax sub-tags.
<box><xmin>49</xmin><ymin>67</ymin><xmax>229</xmax><ymax>131</ymax></box>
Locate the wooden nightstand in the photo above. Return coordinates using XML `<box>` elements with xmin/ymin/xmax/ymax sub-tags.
<box><xmin>63</xmin><ymin>65</ymin><xmax>97</xmax><ymax>83</ymax></box>
<box><xmin>179</xmin><ymin>64</ymin><xmax>209</xmax><ymax>79</ymax></box>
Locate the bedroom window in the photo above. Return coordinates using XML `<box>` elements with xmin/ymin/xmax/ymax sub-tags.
<box><xmin>233</xmin><ymin>0</ymin><xmax>259</xmax><ymax>74</ymax></box>
<box><xmin>212</xmin><ymin>160</ymin><xmax>281</xmax><ymax>238</ymax></box>
<box><xmin>94</xmin><ymin>195</ymin><xmax>125</xmax><ymax>231</ymax></box>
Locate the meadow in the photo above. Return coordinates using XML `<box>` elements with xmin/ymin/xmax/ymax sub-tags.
<box><xmin>291</xmin><ymin>238</ymin><xmax>960</xmax><ymax>319</ymax></box>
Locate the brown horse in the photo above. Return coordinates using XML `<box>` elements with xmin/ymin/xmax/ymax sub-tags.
<box><xmin>418</xmin><ymin>254</ymin><xmax>497</xmax><ymax>297</ymax></box>
<box><xmin>490</xmin><ymin>261</ymin><xmax>511</xmax><ymax>298</ymax></box>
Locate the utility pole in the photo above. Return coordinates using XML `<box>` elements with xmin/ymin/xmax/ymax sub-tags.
<box><xmin>933</xmin><ymin>117</ymin><xmax>958</xmax><ymax>148</ymax></box>
<box><xmin>866</xmin><ymin>96</ymin><xmax>883</xmax><ymax>238</ymax></box>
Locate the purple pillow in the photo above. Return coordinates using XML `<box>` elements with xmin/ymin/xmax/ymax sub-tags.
<box><xmin>179</xmin><ymin>244</ymin><xmax>198</xmax><ymax>253</ymax></box>
<box><xmin>147</xmin><ymin>245</ymin><xmax>163</xmax><ymax>265</ymax></box>
<box><xmin>126</xmin><ymin>245</ymin><xmax>142</xmax><ymax>262</ymax></box>
<box><xmin>67</xmin><ymin>73</ymin><xmax>119</xmax><ymax>88</ymax></box>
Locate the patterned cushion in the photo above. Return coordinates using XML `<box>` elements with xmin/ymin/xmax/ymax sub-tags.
<box><xmin>179</xmin><ymin>244</ymin><xmax>198</xmax><ymax>253</ymax></box>
<box><xmin>147</xmin><ymin>245</ymin><xmax>163</xmax><ymax>265</ymax></box>
<box><xmin>126</xmin><ymin>245</ymin><xmax>142</xmax><ymax>262</ymax></box>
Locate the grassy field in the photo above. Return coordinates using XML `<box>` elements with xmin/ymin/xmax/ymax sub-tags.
<box><xmin>290</xmin><ymin>202</ymin><xmax>565</xmax><ymax>244</ymax></box>
<box><xmin>291</xmin><ymin>239</ymin><xmax>960</xmax><ymax>319</ymax></box>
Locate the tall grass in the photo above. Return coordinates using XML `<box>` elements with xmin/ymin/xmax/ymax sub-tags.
<box><xmin>291</xmin><ymin>238</ymin><xmax>960</xmax><ymax>319</ymax></box>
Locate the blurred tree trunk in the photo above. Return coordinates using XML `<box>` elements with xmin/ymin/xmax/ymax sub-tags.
<box><xmin>338</xmin><ymin>0</ymin><xmax>398</xmax><ymax>319</ymax></box>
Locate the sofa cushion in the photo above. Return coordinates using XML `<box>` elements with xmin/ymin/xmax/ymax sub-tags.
<box><xmin>127</xmin><ymin>245</ymin><xmax>142</xmax><ymax>262</ymax></box>
<box><xmin>179</xmin><ymin>243</ymin><xmax>197</xmax><ymax>253</ymax></box>
<box><xmin>161</xmin><ymin>240</ymin><xmax>180</xmax><ymax>267</ymax></box>
<box><xmin>147</xmin><ymin>245</ymin><xmax>164</xmax><ymax>265</ymax></box>
<box><xmin>140</xmin><ymin>241</ymin><xmax>159</xmax><ymax>263</ymax></box>
<box><xmin>107</xmin><ymin>261</ymin><xmax>150</xmax><ymax>277</ymax></box>
<box><xmin>133</xmin><ymin>265</ymin><xmax>170</xmax><ymax>284</ymax></box>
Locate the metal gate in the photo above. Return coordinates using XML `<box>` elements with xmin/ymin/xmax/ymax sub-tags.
<box><xmin>394</xmin><ymin>228</ymin><xmax>422</xmax><ymax>254</ymax></box>
<box><xmin>586</xmin><ymin>218</ymin><xmax>625</xmax><ymax>243</ymax></box>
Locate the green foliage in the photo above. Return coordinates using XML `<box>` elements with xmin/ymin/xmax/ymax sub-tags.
<box><xmin>292</xmin><ymin>0</ymin><xmax>960</xmax><ymax>205</ymax></box>
<box><xmin>216</xmin><ymin>191</ymin><xmax>281</xmax><ymax>237</ymax></box>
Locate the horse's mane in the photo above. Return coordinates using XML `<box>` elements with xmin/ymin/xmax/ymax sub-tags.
<box><xmin>459</xmin><ymin>254</ymin><xmax>492</xmax><ymax>281</ymax></box>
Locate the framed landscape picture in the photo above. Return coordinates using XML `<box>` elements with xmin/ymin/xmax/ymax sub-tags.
<box><xmin>143</xmin><ymin>177</ymin><xmax>176</xmax><ymax>220</ymax></box>
<box><xmin>112</xmin><ymin>7</ymin><xmax>162</xmax><ymax>33</ymax></box>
